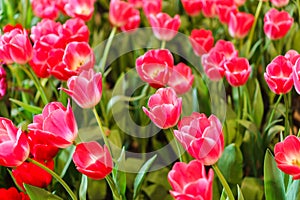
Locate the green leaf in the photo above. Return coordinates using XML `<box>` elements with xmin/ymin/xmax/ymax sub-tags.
<box><xmin>9</xmin><ymin>98</ymin><xmax>42</xmax><ymax>114</ymax></box>
<box><xmin>252</xmin><ymin>79</ymin><xmax>264</xmax><ymax>128</ymax></box>
<box><xmin>112</xmin><ymin>147</ymin><xmax>127</xmax><ymax>199</ymax></box>
<box><xmin>264</xmin><ymin>149</ymin><xmax>286</xmax><ymax>200</ymax></box>
<box><xmin>286</xmin><ymin>180</ymin><xmax>300</xmax><ymax>200</ymax></box>
<box><xmin>220</xmin><ymin>188</ymin><xmax>229</xmax><ymax>200</ymax></box>
<box><xmin>217</xmin><ymin>144</ymin><xmax>243</xmax><ymax>184</ymax></box>
<box><xmin>55</xmin><ymin>145</ymin><xmax>75</xmax><ymax>178</ymax></box>
<box><xmin>237</xmin><ymin>185</ymin><xmax>244</xmax><ymax>200</ymax></box>
<box><xmin>133</xmin><ymin>154</ymin><xmax>157</xmax><ymax>200</ymax></box>
<box><xmin>24</xmin><ymin>184</ymin><xmax>63</xmax><ymax>200</ymax></box>
<box><xmin>241</xmin><ymin>177</ymin><xmax>264</xmax><ymax>200</ymax></box>
<box><xmin>79</xmin><ymin>175</ymin><xmax>88</xmax><ymax>200</ymax></box>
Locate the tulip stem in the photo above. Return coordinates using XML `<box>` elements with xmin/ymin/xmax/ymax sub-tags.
<box><xmin>212</xmin><ymin>164</ymin><xmax>235</xmax><ymax>200</ymax></box>
<box><xmin>161</xmin><ymin>40</ymin><xmax>166</xmax><ymax>49</ymax></box>
<box><xmin>283</xmin><ymin>94</ymin><xmax>290</xmax><ymax>137</ymax></box>
<box><xmin>266</xmin><ymin>94</ymin><xmax>283</xmax><ymax>129</ymax></box>
<box><xmin>100</xmin><ymin>26</ymin><xmax>117</xmax><ymax>71</ymax></box>
<box><xmin>105</xmin><ymin>175</ymin><xmax>122</xmax><ymax>200</ymax></box>
<box><xmin>27</xmin><ymin>158</ymin><xmax>77</xmax><ymax>200</ymax></box>
<box><xmin>92</xmin><ymin>107</ymin><xmax>112</xmax><ymax>155</ymax></box>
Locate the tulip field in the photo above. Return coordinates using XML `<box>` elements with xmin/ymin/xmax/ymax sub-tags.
<box><xmin>1</xmin><ymin>0</ymin><xmax>300</xmax><ymax>199</ymax></box>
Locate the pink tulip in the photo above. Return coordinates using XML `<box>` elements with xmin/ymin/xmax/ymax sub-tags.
<box><xmin>64</xmin><ymin>0</ymin><xmax>96</xmax><ymax>21</ymax></box>
<box><xmin>181</xmin><ymin>0</ymin><xmax>202</xmax><ymax>16</ymax></box>
<box><xmin>30</xmin><ymin>19</ymin><xmax>63</xmax><ymax>43</ymax></box>
<box><xmin>270</xmin><ymin>0</ymin><xmax>289</xmax><ymax>7</ymax></box>
<box><xmin>228</xmin><ymin>11</ymin><xmax>254</xmax><ymax>39</ymax></box>
<box><xmin>189</xmin><ymin>28</ymin><xmax>214</xmax><ymax>56</ymax></box>
<box><xmin>128</xmin><ymin>0</ymin><xmax>143</xmax><ymax>8</ymax></box>
<box><xmin>61</xmin><ymin>69</ymin><xmax>102</xmax><ymax>108</ymax></box>
<box><xmin>148</xmin><ymin>12</ymin><xmax>181</xmax><ymax>41</ymax></box>
<box><xmin>27</xmin><ymin>101</ymin><xmax>78</xmax><ymax>148</ymax></box>
<box><xmin>0</xmin><ymin>66</ymin><xmax>6</xmax><ymax>99</ymax></box>
<box><xmin>224</xmin><ymin>57</ymin><xmax>251</xmax><ymax>87</ymax></box>
<box><xmin>201</xmin><ymin>0</ymin><xmax>218</xmax><ymax>18</ymax></box>
<box><xmin>136</xmin><ymin>49</ymin><xmax>174</xmax><ymax>88</ymax></box>
<box><xmin>293</xmin><ymin>58</ymin><xmax>300</xmax><ymax>95</ymax></box>
<box><xmin>0</xmin><ymin>118</ymin><xmax>30</xmax><ymax>167</ymax></box>
<box><xmin>120</xmin><ymin>9</ymin><xmax>140</xmax><ymax>32</ymax></box>
<box><xmin>264</xmin><ymin>55</ymin><xmax>293</xmax><ymax>94</ymax></box>
<box><xmin>174</xmin><ymin>112</ymin><xmax>224</xmax><ymax>165</ymax></box>
<box><xmin>201</xmin><ymin>50</ymin><xmax>226</xmax><ymax>81</ymax></box>
<box><xmin>31</xmin><ymin>0</ymin><xmax>59</xmax><ymax>20</ymax></box>
<box><xmin>73</xmin><ymin>142</ymin><xmax>113</xmax><ymax>180</ymax></box>
<box><xmin>213</xmin><ymin>39</ymin><xmax>238</xmax><ymax>60</ymax></box>
<box><xmin>62</xmin><ymin>18</ymin><xmax>90</xmax><ymax>43</ymax></box>
<box><xmin>168</xmin><ymin>63</ymin><xmax>194</xmax><ymax>94</ymax></box>
<box><xmin>0</xmin><ymin>27</ymin><xmax>33</xmax><ymax>65</ymax></box>
<box><xmin>143</xmin><ymin>87</ymin><xmax>182</xmax><ymax>129</ymax></box>
<box><xmin>142</xmin><ymin>0</ymin><xmax>162</xmax><ymax>18</ymax></box>
<box><xmin>217</xmin><ymin>3</ymin><xmax>237</xmax><ymax>24</ymax></box>
<box><xmin>285</xmin><ymin>50</ymin><xmax>300</xmax><ymax>65</ymax></box>
<box><xmin>168</xmin><ymin>160</ymin><xmax>214</xmax><ymax>200</ymax></box>
<box><xmin>234</xmin><ymin>0</ymin><xmax>246</xmax><ymax>6</ymax></box>
<box><xmin>264</xmin><ymin>8</ymin><xmax>293</xmax><ymax>40</ymax></box>
<box><xmin>274</xmin><ymin>135</ymin><xmax>300</xmax><ymax>180</ymax></box>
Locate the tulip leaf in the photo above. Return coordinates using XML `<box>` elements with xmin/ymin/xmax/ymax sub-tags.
<box><xmin>237</xmin><ymin>185</ymin><xmax>245</xmax><ymax>200</ymax></box>
<box><xmin>220</xmin><ymin>188</ymin><xmax>229</xmax><ymax>200</ymax></box>
<box><xmin>264</xmin><ymin>149</ymin><xmax>286</xmax><ymax>200</ymax></box>
<box><xmin>79</xmin><ymin>175</ymin><xmax>88</xmax><ymax>200</ymax></box>
<box><xmin>112</xmin><ymin>146</ymin><xmax>127</xmax><ymax>199</ymax></box>
<box><xmin>24</xmin><ymin>184</ymin><xmax>63</xmax><ymax>200</ymax></box>
<box><xmin>241</xmin><ymin>177</ymin><xmax>264</xmax><ymax>200</ymax></box>
<box><xmin>133</xmin><ymin>154</ymin><xmax>157</xmax><ymax>200</ymax></box>
<box><xmin>55</xmin><ymin>145</ymin><xmax>75</xmax><ymax>178</ymax></box>
<box><xmin>286</xmin><ymin>180</ymin><xmax>300</xmax><ymax>200</ymax></box>
<box><xmin>252</xmin><ymin>79</ymin><xmax>264</xmax><ymax>128</ymax></box>
<box><xmin>9</xmin><ymin>98</ymin><xmax>42</xmax><ymax>114</ymax></box>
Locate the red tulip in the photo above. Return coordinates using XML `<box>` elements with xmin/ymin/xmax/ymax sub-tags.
<box><xmin>181</xmin><ymin>0</ymin><xmax>202</xmax><ymax>16</ymax></box>
<box><xmin>142</xmin><ymin>0</ymin><xmax>162</xmax><ymax>18</ymax></box>
<box><xmin>168</xmin><ymin>160</ymin><xmax>214</xmax><ymax>200</ymax></box>
<box><xmin>228</xmin><ymin>11</ymin><xmax>254</xmax><ymax>39</ymax></box>
<box><xmin>264</xmin><ymin>55</ymin><xmax>293</xmax><ymax>94</ymax></box>
<box><xmin>136</xmin><ymin>49</ymin><xmax>174</xmax><ymax>88</ymax></box>
<box><xmin>168</xmin><ymin>63</ymin><xmax>194</xmax><ymax>94</ymax></box>
<box><xmin>148</xmin><ymin>12</ymin><xmax>181</xmax><ymax>41</ymax></box>
<box><xmin>293</xmin><ymin>58</ymin><xmax>300</xmax><ymax>95</ymax></box>
<box><xmin>73</xmin><ymin>142</ymin><xmax>113</xmax><ymax>180</ymax></box>
<box><xmin>120</xmin><ymin>8</ymin><xmax>140</xmax><ymax>32</ymax></box>
<box><xmin>270</xmin><ymin>0</ymin><xmax>289</xmax><ymax>7</ymax></box>
<box><xmin>201</xmin><ymin>0</ymin><xmax>218</xmax><ymax>18</ymax></box>
<box><xmin>0</xmin><ymin>66</ymin><xmax>7</xmax><ymax>99</ymax></box>
<box><xmin>64</xmin><ymin>0</ymin><xmax>96</xmax><ymax>21</ymax></box>
<box><xmin>264</xmin><ymin>8</ymin><xmax>293</xmax><ymax>40</ymax></box>
<box><xmin>285</xmin><ymin>50</ymin><xmax>300</xmax><ymax>65</ymax></box>
<box><xmin>12</xmin><ymin>159</ymin><xmax>54</xmax><ymax>190</ymax></box>
<box><xmin>224</xmin><ymin>57</ymin><xmax>251</xmax><ymax>87</ymax></box>
<box><xmin>0</xmin><ymin>187</ymin><xmax>29</xmax><ymax>200</ymax></box>
<box><xmin>27</xmin><ymin>101</ymin><xmax>78</xmax><ymax>148</ymax></box>
<box><xmin>128</xmin><ymin>0</ymin><xmax>143</xmax><ymax>8</ymax></box>
<box><xmin>61</xmin><ymin>69</ymin><xmax>102</xmax><ymax>108</ymax></box>
<box><xmin>0</xmin><ymin>118</ymin><xmax>30</xmax><ymax>167</ymax></box>
<box><xmin>62</xmin><ymin>18</ymin><xmax>90</xmax><ymax>43</ymax></box>
<box><xmin>31</xmin><ymin>0</ymin><xmax>59</xmax><ymax>19</ymax></box>
<box><xmin>0</xmin><ymin>27</ymin><xmax>33</xmax><ymax>65</ymax></box>
<box><xmin>274</xmin><ymin>135</ymin><xmax>300</xmax><ymax>180</ymax></box>
<box><xmin>189</xmin><ymin>28</ymin><xmax>214</xmax><ymax>56</ymax></box>
<box><xmin>30</xmin><ymin>19</ymin><xmax>63</xmax><ymax>43</ymax></box>
<box><xmin>174</xmin><ymin>112</ymin><xmax>224</xmax><ymax>165</ymax></box>
<box><xmin>201</xmin><ymin>50</ymin><xmax>226</xmax><ymax>81</ymax></box>
<box><xmin>143</xmin><ymin>87</ymin><xmax>182</xmax><ymax>129</ymax></box>
<box><xmin>217</xmin><ymin>4</ymin><xmax>237</xmax><ymax>24</ymax></box>
<box><xmin>213</xmin><ymin>39</ymin><xmax>238</xmax><ymax>60</ymax></box>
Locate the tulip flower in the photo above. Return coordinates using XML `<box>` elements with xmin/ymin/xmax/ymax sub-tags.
<box><xmin>148</xmin><ymin>12</ymin><xmax>181</xmax><ymax>41</ymax></box>
<box><xmin>264</xmin><ymin>55</ymin><xmax>293</xmax><ymax>94</ymax></box>
<box><xmin>31</xmin><ymin>0</ymin><xmax>59</xmax><ymax>20</ymax></box>
<box><xmin>62</xmin><ymin>18</ymin><xmax>90</xmax><ymax>43</ymax></box>
<box><xmin>201</xmin><ymin>50</ymin><xmax>226</xmax><ymax>81</ymax></box>
<box><xmin>224</xmin><ymin>57</ymin><xmax>252</xmax><ymax>87</ymax></box>
<box><xmin>228</xmin><ymin>11</ymin><xmax>255</xmax><ymax>39</ymax></box>
<box><xmin>189</xmin><ymin>28</ymin><xmax>214</xmax><ymax>56</ymax></box>
<box><xmin>274</xmin><ymin>135</ymin><xmax>300</xmax><ymax>180</ymax></box>
<box><xmin>136</xmin><ymin>49</ymin><xmax>174</xmax><ymax>88</ymax></box>
<box><xmin>264</xmin><ymin>8</ymin><xmax>293</xmax><ymax>40</ymax></box>
<box><xmin>142</xmin><ymin>0</ymin><xmax>162</xmax><ymax>18</ymax></box>
<box><xmin>61</xmin><ymin>69</ymin><xmax>102</xmax><ymax>108</ymax></box>
<box><xmin>27</xmin><ymin>101</ymin><xmax>78</xmax><ymax>148</ymax></box>
<box><xmin>234</xmin><ymin>0</ymin><xmax>246</xmax><ymax>6</ymax></box>
<box><xmin>168</xmin><ymin>63</ymin><xmax>194</xmax><ymax>94</ymax></box>
<box><xmin>181</xmin><ymin>0</ymin><xmax>202</xmax><ymax>16</ymax></box>
<box><xmin>217</xmin><ymin>3</ymin><xmax>237</xmax><ymax>24</ymax></box>
<box><xmin>30</xmin><ymin>19</ymin><xmax>63</xmax><ymax>43</ymax></box>
<box><xmin>174</xmin><ymin>112</ymin><xmax>224</xmax><ymax>165</ymax></box>
<box><xmin>73</xmin><ymin>142</ymin><xmax>113</xmax><ymax>180</ymax></box>
<box><xmin>213</xmin><ymin>39</ymin><xmax>238</xmax><ymax>60</ymax></box>
<box><xmin>143</xmin><ymin>87</ymin><xmax>182</xmax><ymax>129</ymax></box>
<box><xmin>293</xmin><ymin>58</ymin><xmax>300</xmax><ymax>95</ymax></box>
<box><xmin>64</xmin><ymin>0</ymin><xmax>96</xmax><ymax>21</ymax></box>
<box><xmin>128</xmin><ymin>0</ymin><xmax>143</xmax><ymax>8</ymax></box>
<box><xmin>270</xmin><ymin>0</ymin><xmax>289</xmax><ymax>7</ymax></box>
<box><xmin>0</xmin><ymin>66</ymin><xmax>7</xmax><ymax>99</ymax></box>
<box><xmin>0</xmin><ymin>187</ymin><xmax>29</xmax><ymax>200</ymax></box>
<box><xmin>12</xmin><ymin>159</ymin><xmax>54</xmax><ymax>190</ymax></box>
<box><xmin>285</xmin><ymin>50</ymin><xmax>300</xmax><ymax>65</ymax></box>
<box><xmin>0</xmin><ymin>118</ymin><xmax>30</xmax><ymax>167</ymax></box>
<box><xmin>168</xmin><ymin>160</ymin><xmax>214</xmax><ymax>200</ymax></box>
<box><xmin>201</xmin><ymin>0</ymin><xmax>218</xmax><ymax>18</ymax></box>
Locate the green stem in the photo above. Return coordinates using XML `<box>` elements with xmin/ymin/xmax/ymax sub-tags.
<box><xmin>105</xmin><ymin>175</ymin><xmax>122</xmax><ymax>200</ymax></box>
<box><xmin>245</xmin><ymin>0</ymin><xmax>263</xmax><ymax>58</ymax></box>
<box><xmin>212</xmin><ymin>164</ymin><xmax>235</xmax><ymax>200</ymax></box>
<box><xmin>161</xmin><ymin>40</ymin><xmax>166</xmax><ymax>49</ymax></box>
<box><xmin>100</xmin><ymin>26</ymin><xmax>117</xmax><ymax>71</ymax></box>
<box><xmin>283</xmin><ymin>94</ymin><xmax>290</xmax><ymax>137</ymax></box>
<box><xmin>92</xmin><ymin>107</ymin><xmax>112</xmax><ymax>155</ymax></box>
<box><xmin>267</xmin><ymin>94</ymin><xmax>283</xmax><ymax>126</ymax></box>
<box><xmin>27</xmin><ymin>158</ymin><xmax>77</xmax><ymax>200</ymax></box>
<box><xmin>169</xmin><ymin>128</ymin><xmax>183</xmax><ymax>162</ymax></box>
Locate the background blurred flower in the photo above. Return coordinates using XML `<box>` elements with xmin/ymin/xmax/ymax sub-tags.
<box><xmin>64</xmin><ymin>0</ymin><xmax>96</xmax><ymax>21</ymax></box>
<box><xmin>142</xmin><ymin>0</ymin><xmax>162</xmax><ymax>18</ymax></box>
<box><xmin>189</xmin><ymin>28</ymin><xmax>214</xmax><ymax>56</ymax></box>
<box><xmin>270</xmin><ymin>0</ymin><xmax>289</xmax><ymax>7</ymax></box>
<box><xmin>0</xmin><ymin>66</ymin><xmax>6</xmax><ymax>99</ymax></box>
<box><xmin>228</xmin><ymin>11</ymin><xmax>254</xmax><ymax>39</ymax></box>
<box><xmin>31</xmin><ymin>0</ymin><xmax>59</xmax><ymax>20</ymax></box>
<box><xmin>168</xmin><ymin>63</ymin><xmax>194</xmax><ymax>94</ymax></box>
<box><xmin>180</xmin><ymin>0</ymin><xmax>202</xmax><ymax>16</ymax></box>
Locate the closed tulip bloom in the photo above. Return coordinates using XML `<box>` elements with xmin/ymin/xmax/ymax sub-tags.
<box><xmin>228</xmin><ymin>11</ymin><xmax>254</xmax><ymax>39</ymax></box>
<box><xmin>285</xmin><ymin>50</ymin><xmax>300</xmax><ymax>65</ymax></box>
<box><xmin>213</xmin><ymin>39</ymin><xmax>238</xmax><ymax>60</ymax></box>
<box><xmin>64</xmin><ymin>0</ymin><xmax>96</xmax><ymax>21</ymax></box>
<box><xmin>31</xmin><ymin>0</ymin><xmax>59</xmax><ymax>20</ymax></box>
<box><xmin>149</xmin><ymin>12</ymin><xmax>181</xmax><ymax>41</ymax></box>
<box><xmin>12</xmin><ymin>159</ymin><xmax>54</xmax><ymax>190</ymax></box>
<box><xmin>168</xmin><ymin>160</ymin><xmax>214</xmax><ymax>200</ymax></box>
<box><xmin>0</xmin><ymin>187</ymin><xmax>29</xmax><ymax>200</ymax></box>
<box><xmin>217</xmin><ymin>3</ymin><xmax>237</xmax><ymax>24</ymax></box>
<box><xmin>27</xmin><ymin>101</ymin><xmax>78</xmax><ymax>148</ymax></box>
<box><xmin>0</xmin><ymin>118</ymin><xmax>30</xmax><ymax>167</ymax></box>
<box><xmin>264</xmin><ymin>55</ymin><xmax>293</xmax><ymax>94</ymax></box>
<box><xmin>61</xmin><ymin>69</ymin><xmax>102</xmax><ymax>108</ymax></box>
<box><xmin>201</xmin><ymin>0</ymin><xmax>218</xmax><ymax>18</ymax></box>
<box><xmin>270</xmin><ymin>0</ymin><xmax>289</xmax><ymax>7</ymax></box>
<box><xmin>142</xmin><ymin>0</ymin><xmax>162</xmax><ymax>18</ymax></box>
<box><xmin>174</xmin><ymin>112</ymin><xmax>224</xmax><ymax>165</ymax></box>
<box><xmin>293</xmin><ymin>58</ymin><xmax>300</xmax><ymax>95</ymax></box>
<box><xmin>264</xmin><ymin>8</ymin><xmax>293</xmax><ymax>40</ymax></box>
<box><xmin>120</xmin><ymin>8</ymin><xmax>140</xmax><ymax>32</ymax></box>
<box><xmin>201</xmin><ymin>50</ymin><xmax>226</xmax><ymax>81</ymax></box>
<box><xmin>274</xmin><ymin>135</ymin><xmax>300</xmax><ymax>180</ymax></box>
<box><xmin>0</xmin><ymin>66</ymin><xmax>7</xmax><ymax>99</ymax></box>
<box><xmin>168</xmin><ymin>63</ymin><xmax>194</xmax><ymax>94</ymax></box>
<box><xmin>143</xmin><ymin>87</ymin><xmax>182</xmax><ymax>129</ymax></box>
<box><xmin>189</xmin><ymin>28</ymin><xmax>214</xmax><ymax>56</ymax></box>
<box><xmin>136</xmin><ymin>49</ymin><xmax>174</xmax><ymax>88</ymax></box>
<box><xmin>224</xmin><ymin>57</ymin><xmax>251</xmax><ymax>87</ymax></box>
<box><xmin>181</xmin><ymin>0</ymin><xmax>202</xmax><ymax>16</ymax></box>
<box><xmin>73</xmin><ymin>142</ymin><xmax>113</xmax><ymax>180</ymax></box>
